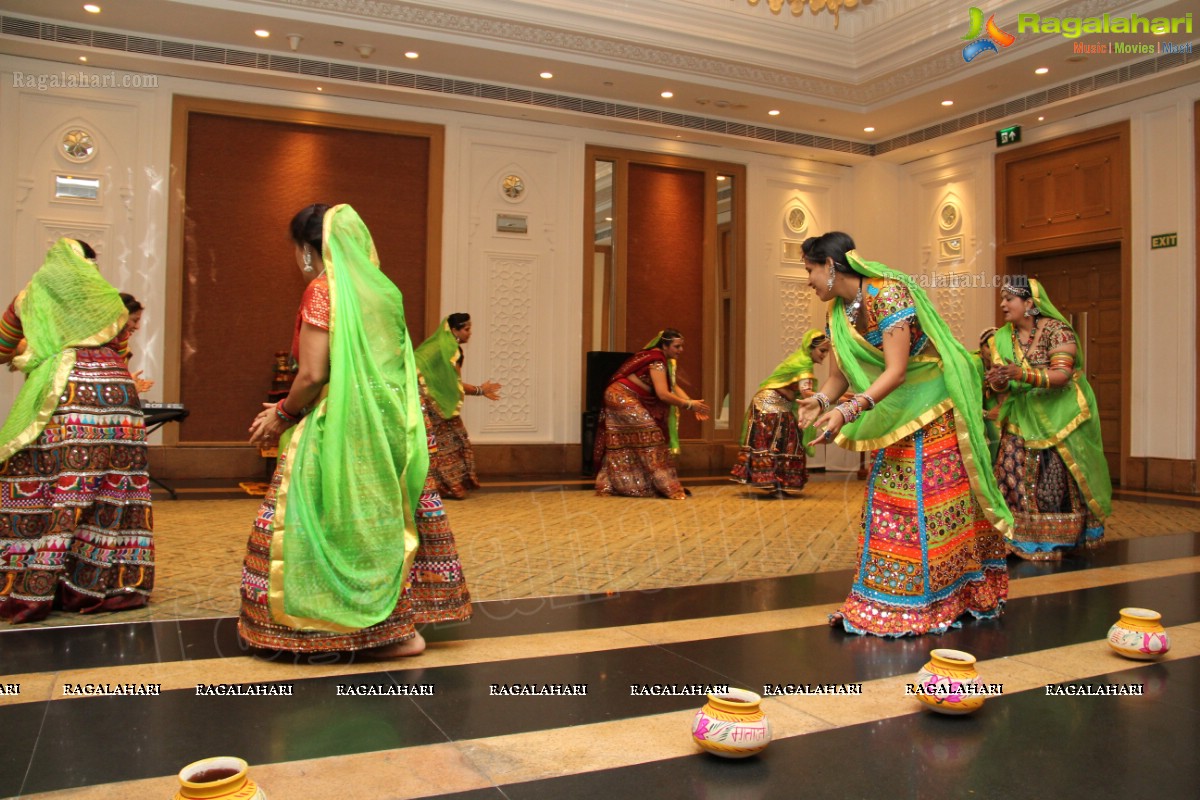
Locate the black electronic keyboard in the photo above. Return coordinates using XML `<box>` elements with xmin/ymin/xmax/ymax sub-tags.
<box><xmin>141</xmin><ymin>402</ymin><xmax>189</xmax><ymax>429</ymax></box>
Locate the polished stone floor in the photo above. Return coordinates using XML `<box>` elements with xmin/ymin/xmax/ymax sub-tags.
<box><xmin>1</xmin><ymin>485</ymin><xmax>1198</xmax><ymax>799</ymax></box>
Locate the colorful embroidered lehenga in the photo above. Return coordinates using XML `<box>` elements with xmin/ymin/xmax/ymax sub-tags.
<box><xmin>0</xmin><ymin>239</ymin><xmax>153</xmax><ymax>623</ymax></box>
<box><xmin>730</xmin><ymin>328</ymin><xmax>825</xmax><ymax>493</ymax></box>
<box><xmin>594</xmin><ymin>344</ymin><xmax>686</xmax><ymax>500</ymax></box>
<box><xmin>414</xmin><ymin>319</ymin><xmax>480</xmax><ymax>499</ymax></box>
<box><xmin>826</xmin><ymin>253</ymin><xmax>1012</xmax><ymax>637</ymax></box>
<box><xmin>988</xmin><ymin>281</ymin><xmax>1111</xmax><ymax>560</ymax></box>
<box><xmin>238</xmin><ymin>206</ymin><xmax>469</xmax><ymax>652</ymax></box>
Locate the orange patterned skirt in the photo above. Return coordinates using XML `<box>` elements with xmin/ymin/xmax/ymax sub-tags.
<box><xmin>594</xmin><ymin>383</ymin><xmax>685</xmax><ymax>500</ymax></box>
<box><xmin>831</xmin><ymin>410</ymin><xmax>1007</xmax><ymax>637</ymax></box>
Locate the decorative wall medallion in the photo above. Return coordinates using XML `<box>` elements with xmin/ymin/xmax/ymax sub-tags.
<box><xmin>61</xmin><ymin>129</ymin><xmax>96</xmax><ymax>163</ymax></box>
<box><xmin>500</xmin><ymin>174</ymin><xmax>526</xmax><ymax>202</ymax></box>
<box><xmin>785</xmin><ymin>206</ymin><xmax>807</xmax><ymax>234</ymax></box>
<box><xmin>938</xmin><ymin>200</ymin><xmax>961</xmax><ymax>231</ymax></box>
<box><xmin>938</xmin><ymin>236</ymin><xmax>963</xmax><ymax>262</ymax></box>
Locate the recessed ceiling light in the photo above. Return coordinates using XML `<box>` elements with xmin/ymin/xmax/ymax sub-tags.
<box><xmin>660</xmin><ymin>91</ymin><xmax>674</xmax><ymax>99</ymax></box>
<box><xmin>768</xmin><ymin>109</ymin><xmax>781</xmax><ymax>116</ymax></box>
<box><xmin>864</xmin><ymin>126</ymin><xmax>875</xmax><ymax>132</ymax></box>
<box><xmin>79</xmin><ymin>56</ymin><xmax>87</xmax><ymax>62</ymax></box>
<box><xmin>717</xmin><ymin>176</ymin><xmax>727</xmax><ymax>181</ymax></box>
<box><xmin>1038</xmin><ymin>116</ymin><xmax>1045</xmax><ymax>121</ymax></box>
<box><xmin>539</xmin><ymin>71</ymin><xmax>553</xmax><ymax>79</ymax></box>
<box><xmin>83</xmin><ymin>4</ymin><xmax>101</xmax><ymax>13</ymax></box>
<box><xmin>941</xmin><ymin>100</ymin><xmax>954</xmax><ymax>106</ymax></box>
<box><xmin>254</xmin><ymin>30</ymin><xmax>270</xmax><ymax>38</ymax></box>
<box><xmin>316</xmin><ymin>86</ymin><xmax>323</xmax><ymax>92</ymax></box>
<box><xmin>1035</xmin><ymin>67</ymin><xmax>1049</xmax><ymax>74</ymax></box>
<box><xmin>405</xmin><ymin>51</ymin><xmax>419</xmax><ymax>59</ymax></box>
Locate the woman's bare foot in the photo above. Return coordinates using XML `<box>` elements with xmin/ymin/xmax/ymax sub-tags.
<box><xmin>362</xmin><ymin>632</ymin><xmax>426</xmax><ymax>659</ymax></box>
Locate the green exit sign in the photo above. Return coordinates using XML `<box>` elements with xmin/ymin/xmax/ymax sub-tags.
<box><xmin>996</xmin><ymin>125</ymin><xmax>1022</xmax><ymax>147</ymax></box>
<box><xmin>1151</xmin><ymin>232</ymin><xmax>1178</xmax><ymax>249</ymax></box>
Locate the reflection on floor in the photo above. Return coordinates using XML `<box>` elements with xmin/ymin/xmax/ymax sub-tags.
<box><xmin>19</xmin><ymin>474</ymin><xmax>1200</xmax><ymax>628</ymax></box>
<box><xmin>0</xmin><ymin>482</ymin><xmax>1198</xmax><ymax>798</ymax></box>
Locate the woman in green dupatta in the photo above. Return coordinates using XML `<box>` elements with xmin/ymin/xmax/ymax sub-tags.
<box><xmin>730</xmin><ymin>328</ymin><xmax>831</xmax><ymax>494</ymax></box>
<box><xmin>0</xmin><ymin>238</ymin><xmax>153</xmax><ymax>623</ymax></box>
<box><xmin>413</xmin><ymin>313</ymin><xmax>502</xmax><ymax>499</ymax></box>
<box><xmin>795</xmin><ymin>232</ymin><xmax>1011</xmax><ymax>637</ymax></box>
<box><xmin>239</xmin><ymin>204</ymin><xmax>470</xmax><ymax>656</ymax></box>
<box><xmin>985</xmin><ymin>277</ymin><xmax>1111</xmax><ymax>560</ymax></box>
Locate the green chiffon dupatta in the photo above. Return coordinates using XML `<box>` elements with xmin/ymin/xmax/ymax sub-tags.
<box><xmin>414</xmin><ymin>318</ymin><xmax>464</xmax><ymax>420</ymax></box>
<box><xmin>644</xmin><ymin>331</ymin><xmax>682</xmax><ymax>454</ymax></box>
<box><xmin>0</xmin><ymin>239</ymin><xmax>125</xmax><ymax>463</ymax></box>
<box><xmin>828</xmin><ymin>251</ymin><xmax>1012</xmax><ymax>537</ymax></box>
<box><xmin>990</xmin><ymin>279</ymin><xmax>1111</xmax><ymax>520</ymax></box>
<box><xmin>270</xmin><ymin>205</ymin><xmax>429</xmax><ymax>631</ymax></box>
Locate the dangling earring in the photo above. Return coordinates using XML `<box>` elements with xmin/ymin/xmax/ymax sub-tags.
<box><xmin>825</xmin><ymin>271</ymin><xmax>836</xmax><ymax>293</ymax></box>
<box><xmin>302</xmin><ymin>245</ymin><xmax>314</xmax><ymax>273</ymax></box>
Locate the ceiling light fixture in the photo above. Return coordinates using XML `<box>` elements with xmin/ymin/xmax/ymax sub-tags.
<box><xmin>661</xmin><ymin>91</ymin><xmax>674</xmax><ymax>99</ymax></box>
<box><xmin>863</xmin><ymin>126</ymin><xmax>875</xmax><ymax>132</ymax></box>
<box><xmin>1035</xmin><ymin>67</ymin><xmax>1049</xmax><ymax>74</ymax></box>
<box><xmin>79</xmin><ymin>56</ymin><xmax>87</xmax><ymax>62</ymax></box>
<box><xmin>83</xmin><ymin>4</ymin><xmax>101</xmax><ymax>12</ymax></box>
<box><xmin>356</xmin><ymin>45</ymin><xmax>374</xmax><ymax>58</ymax></box>
<box><xmin>540</xmin><ymin>72</ymin><xmax>553</xmax><ymax>79</ymax></box>
<box><xmin>741</xmin><ymin>0</ymin><xmax>860</xmax><ymax>29</ymax></box>
<box><xmin>254</xmin><ymin>30</ymin><xmax>270</xmax><ymax>38</ymax></box>
<box><xmin>941</xmin><ymin>100</ymin><xmax>954</xmax><ymax>106</ymax></box>
<box><xmin>768</xmin><ymin>109</ymin><xmax>781</xmax><ymax>116</ymax></box>
<box><xmin>286</xmin><ymin>34</ymin><xmax>302</xmax><ymax>51</ymax></box>
<box><xmin>405</xmin><ymin>51</ymin><xmax>419</xmax><ymax>59</ymax></box>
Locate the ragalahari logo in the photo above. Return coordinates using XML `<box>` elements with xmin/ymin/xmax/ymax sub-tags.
<box><xmin>962</xmin><ymin>7</ymin><xmax>1016</xmax><ymax>62</ymax></box>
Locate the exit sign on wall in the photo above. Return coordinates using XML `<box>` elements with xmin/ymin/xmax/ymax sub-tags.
<box><xmin>996</xmin><ymin>125</ymin><xmax>1022</xmax><ymax>147</ymax></box>
<box><xmin>1151</xmin><ymin>233</ymin><xmax>1178</xmax><ymax>249</ymax></box>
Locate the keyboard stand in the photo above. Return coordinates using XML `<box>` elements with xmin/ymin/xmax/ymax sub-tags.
<box><xmin>141</xmin><ymin>405</ymin><xmax>190</xmax><ymax>500</ymax></box>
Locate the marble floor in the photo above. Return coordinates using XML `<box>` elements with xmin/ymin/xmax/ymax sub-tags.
<box><xmin>0</xmin><ymin>478</ymin><xmax>1198</xmax><ymax>799</ymax></box>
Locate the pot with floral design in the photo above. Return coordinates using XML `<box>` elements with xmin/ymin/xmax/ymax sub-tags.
<box><xmin>691</xmin><ymin>688</ymin><xmax>772</xmax><ymax>758</ymax></box>
<box><xmin>1107</xmin><ymin>607</ymin><xmax>1170</xmax><ymax>660</ymax></box>
<box><xmin>913</xmin><ymin>649</ymin><xmax>986</xmax><ymax>715</ymax></box>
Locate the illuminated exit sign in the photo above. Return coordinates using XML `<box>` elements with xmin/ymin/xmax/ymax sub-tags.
<box><xmin>996</xmin><ymin>125</ymin><xmax>1022</xmax><ymax>147</ymax></box>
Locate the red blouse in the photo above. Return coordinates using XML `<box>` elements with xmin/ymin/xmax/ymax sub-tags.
<box><xmin>292</xmin><ymin>275</ymin><xmax>330</xmax><ymax>359</ymax></box>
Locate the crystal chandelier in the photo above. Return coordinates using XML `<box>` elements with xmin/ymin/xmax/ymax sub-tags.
<box><xmin>744</xmin><ymin>0</ymin><xmax>861</xmax><ymax>28</ymax></box>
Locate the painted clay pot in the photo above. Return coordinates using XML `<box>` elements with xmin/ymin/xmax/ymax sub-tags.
<box><xmin>1107</xmin><ymin>607</ymin><xmax>1170</xmax><ymax>660</ymax></box>
<box><xmin>174</xmin><ymin>757</ymin><xmax>266</xmax><ymax>800</ymax></box>
<box><xmin>691</xmin><ymin>688</ymin><xmax>772</xmax><ymax>758</ymax></box>
<box><xmin>914</xmin><ymin>649</ymin><xmax>985</xmax><ymax>715</ymax></box>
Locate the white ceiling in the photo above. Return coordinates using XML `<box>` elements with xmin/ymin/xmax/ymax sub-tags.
<box><xmin>1</xmin><ymin>0</ymin><xmax>1197</xmax><ymax>163</ymax></box>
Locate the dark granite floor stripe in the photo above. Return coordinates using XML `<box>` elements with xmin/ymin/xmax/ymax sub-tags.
<box><xmin>452</xmin><ymin>656</ymin><xmax>1200</xmax><ymax>800</ymax></box>
<box><xmin>3</xmin><ymin>532</ymin><xmax>1197</xmax><ymax>676</ymax></box>
<box><xmin>1</xmin><ymin>572</ymin><xmax>1196</xmax><ymax>795</ymax></box>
